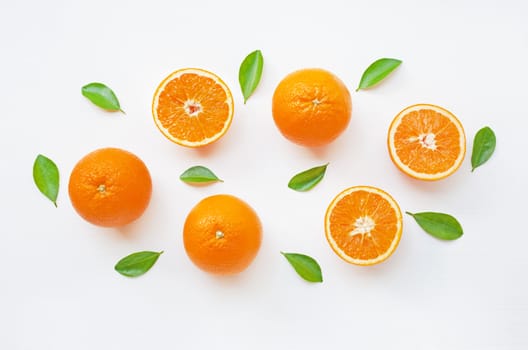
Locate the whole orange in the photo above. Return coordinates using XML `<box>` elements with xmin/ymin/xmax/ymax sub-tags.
<box><xmin>68</xmin><ymin>147</ymin><xmax>152</xmax><ymax>227</ymax></box>
<box><xmin>183</xmin><ymin>194</ymin><xmax>262</xmax><ymax>275</ymax></box>
<box><xmin>272</xmin><ymin>68</ymin><xmax>352</xmax><ymax>147</ymax></box>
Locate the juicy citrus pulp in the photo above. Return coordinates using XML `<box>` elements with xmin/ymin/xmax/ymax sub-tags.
<box><xmin>388</xmin><ymin>104</ymin><xmax>466</xmax><ymax>180</ymax></box>
<box><xmin>325</xmin><ymin>186</ymin><xmax>403</xmax><ymax>266</ymax></box>
<box><xmin>152</xmin><ymin>68</ymin><xmax>234</xmax><ymax>147</ymax></box>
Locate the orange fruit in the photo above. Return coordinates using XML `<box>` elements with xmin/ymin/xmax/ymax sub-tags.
<box><xmin>152</xmin><ymin>68</ymin><xmax>234</xmax><ymax>147</ymax></box>
<box><xmin>272</xmin><ymin>68</ymin><xmax>352</xmax><ymax>147</ymax></box>
<box><xmin>183</xmin><ymin>194</ymin><xmax>262</xmax><ymax>275</ymax></box>
<box><xmin>68</xmin><ymin>147</ymin><xmax>152</xmax><ymax>227</ymax></box>
<box><xmin>387</xmin><ymin>104</ymin><xmax>466</xmax><ymax>180</ymax></box>
<box><xmin>325</xmin><ymin>186</ymin><xmax>403</xmax><ymax>266</ymax></box>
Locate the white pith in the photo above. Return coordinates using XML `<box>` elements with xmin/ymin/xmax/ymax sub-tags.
<box><xmin>410</xmin><ymin>132</ymin><xmax>437</xmax><ymax>150</ymax></box>
<box><xmin>183</xmin><ymin>99</ymin><xmax>202</xmax><ymax>117</ymax></box>
<box><xmin>350</xmin><ymin>216</ymin><xmax>375</xmax><ymax>235</ymax></box>
<box><xmin>324</xmin><ymin>186</ymin><xmax>403</xmax><ymax>266</ymax></box>
<box><xmin>388</xmin><ymin>104</ymin><xmax>466</xmax><ymax>180</ymax></box>
<box><xmin>152</xmin><ymin>68</ymin><xmax>234</xmax><ymax>147</ymax></box>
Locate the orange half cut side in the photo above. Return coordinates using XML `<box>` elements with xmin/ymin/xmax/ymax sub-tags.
<box><xmin>152</xmin><ymin>68</ymin><xmax>234</xmax><ymax>147</ymax></box>
<box><xmin>387</xmin><ymin>104</ymin><xmax>466</xmax><ymax>180</ymax></box>
<box><xmin>325</xmin><ymin>186</ymin><xmax>403</xmax><ymax>266</ymax></box>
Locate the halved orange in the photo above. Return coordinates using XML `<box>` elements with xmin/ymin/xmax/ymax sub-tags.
<box><xmin>325</xmin><ymin>186</ymin><xmax>403</xmax><ymax>266</ymax></box>
<box><xmin>152</xmin><ymin>68</ymin><xmax>234</xmax><ymax>147</ymax></box>
<box><xmin>387</xmin><ymin>104</ymin><xmax>466</xmax><ymax>180</ymax></box>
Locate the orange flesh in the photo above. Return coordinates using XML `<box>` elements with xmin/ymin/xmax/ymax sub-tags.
<box><xmin>328</xmin><ymin>190</ymin><xmax>399</xmax><ymax>261</ymax></box>
<box><xmin>394</xmin><ymin>109</ymin><xmax>461</xmax><ymax>174</ymax></box>
<box><xmin>155</xmin><ymin>73</ymin><xmax>230</xmax><ymax>143</ymax></box>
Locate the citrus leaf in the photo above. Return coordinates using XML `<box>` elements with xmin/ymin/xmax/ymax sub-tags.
<box><xmin>239</xmin><ymin>50</ymin><xmax>264</xmax><ymax>103</ymax></box>
<box><xmin>81</xmin><ymin>82</ymin><xmax>124</xmax><ymax>113</ymax></box>
<box><xmin>281</xmin><ymin>252</ymin><xmax>323</xmax><ymax>283</ymax></box>
<box><xmin>33</xmin><ymin>154</ymin><xmax>59</xmax><ymax>207</ymax></box>
<box><xmin>356</xmin><ymin>58</ymin><xmax>402</xmax><ymax>91</ymax></box>
<box><xmin>180</xmin><ymin>166</ymin><xmax>223</xmax><ymax>183</ymax></box>
<box><xmin>288</xmin><ymin>163</ymin><xmax>328</xmax><ymax>192</ymax></box>
<box><xmin>406</xmin><ymin>212</ymin><xmax>463</xmax><ymax>240</ymax></box>
<box><xmin>471</xmin><ymin>126</ymin><xmax>496</xmax><ymax>172</ymax></box>
<box><xmin>114</xmin><ymin>251</ymin><xmax>163</xmax><ymax>277</ymax></box>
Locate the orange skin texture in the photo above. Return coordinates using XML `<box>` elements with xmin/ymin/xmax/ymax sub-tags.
<box><xmin>183</xmin><ymin>194</ymin><xmax>262</xmax><ymax>275</ymax></box>
<box><xmin>272</xmin><ymin>68</ymin><xmax>352</xmax><ymax>147</ymax></box>
<box><xmin>68</xmin><ymin>148</ymin><xmax>152</xmax><ymax>227</ymax></box>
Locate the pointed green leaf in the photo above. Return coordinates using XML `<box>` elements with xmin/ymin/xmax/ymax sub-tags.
<box><xmin>281</xmin><ymin>252</ymin><xmax>323</xmax><ymax>283</ymax></box>
<box><xmin>33</xmin><ymin>154</ymin><xmax>59</xmax><ymax>207</ymax></box>
<box><xmin>180</xmin><ymin>166</ymin><xmax>223</xmax><ymax>184</ymax></box>
<box><xmin>82</xmin><ymin>82</ymin><xmax>124</xmax><ymax>113</ymax></box>
<box><xmin>471</xmin><ymin>126</ymin><xmax>496</xmax><ymax>172</ymax></box>
<box><xmin>115</xmin><ymin>251</ymin><xmax>163</xmax><ymax>277</ymax></box>
<box><xmin>239</xmin><ymin>50</ymin><xmax>264</xmax><ymax>103</ymax></box>
<box><xmin>406</xmin><ymin>212</ymin><xmax>463</xmax><ymax>240</ymax></box>
<box><xmin>288</xmin><ymin>163</ymin><xmax>328</xmax><ymax>192</ymax></box>
<box><xmin>356</xmin><ymin>58</ymin><xmax>402</xmax><ymax>91</ymax></box>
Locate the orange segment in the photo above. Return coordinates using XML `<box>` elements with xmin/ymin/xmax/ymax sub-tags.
<box><xmin>387</xmin><ymin>104</ymin><xmax>466</xmax><ymax>180</ymax></box>
<box><xmin>325</xmin><ymin>186</ymin><xmax>403</xmax><ymax>266</ymax></box>
<box><xmin>152</xmin><ymin>68</ymin><xmax>234</xmax><ymax>147</ymax></box>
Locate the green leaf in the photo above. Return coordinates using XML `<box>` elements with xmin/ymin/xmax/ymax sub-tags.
<box><xmin>33</xmin><ymin>154</ymin><xmax>59</xmax><ymax>207</ymax></box>
<box><xmin>471</xmin><ymin>126</ymin><xmax>496</xmax><ymax>172</ymax></box>
<box><xmin>239</xmin><ymin>50</ymin><xmax>264</xmax><ymax>104</ymax></box>
<box><xmin>114</xmin><ymin>251</ymin><xmax>163</xmax><ymax>277</ymax></box>
<box><xmin>406</xmin><ymin>212</ymin><xmax>463</xmax><ymax>240</ymax></box>
<box><xmin>180</xmin><ymin>166</ymin><xmax>223</xmax><ymax>184</ymax></box>
<box><xmin>288</xmin><ymin>163</ymin><xmax>328</xmax><ymax>191</ymax></box>
<box><xmin>281</xmin><ymin>252</ymin><xmax>323</xmax><ymax>283</ymax></box>
<box><xmin>356</xmin><ymin>58</ymin><xmax>402</xmax><ymax>91</ymax></box>
<box><xmin>81</xmin><ymin>82</ymin><xmax>124</xmax><ymax>113</ymax></box>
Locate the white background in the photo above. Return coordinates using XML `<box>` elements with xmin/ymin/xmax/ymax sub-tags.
<box><xmin>1</xmin><ymin>0</ymin><xmax>527</xmax><ymax>349</ymax></box>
